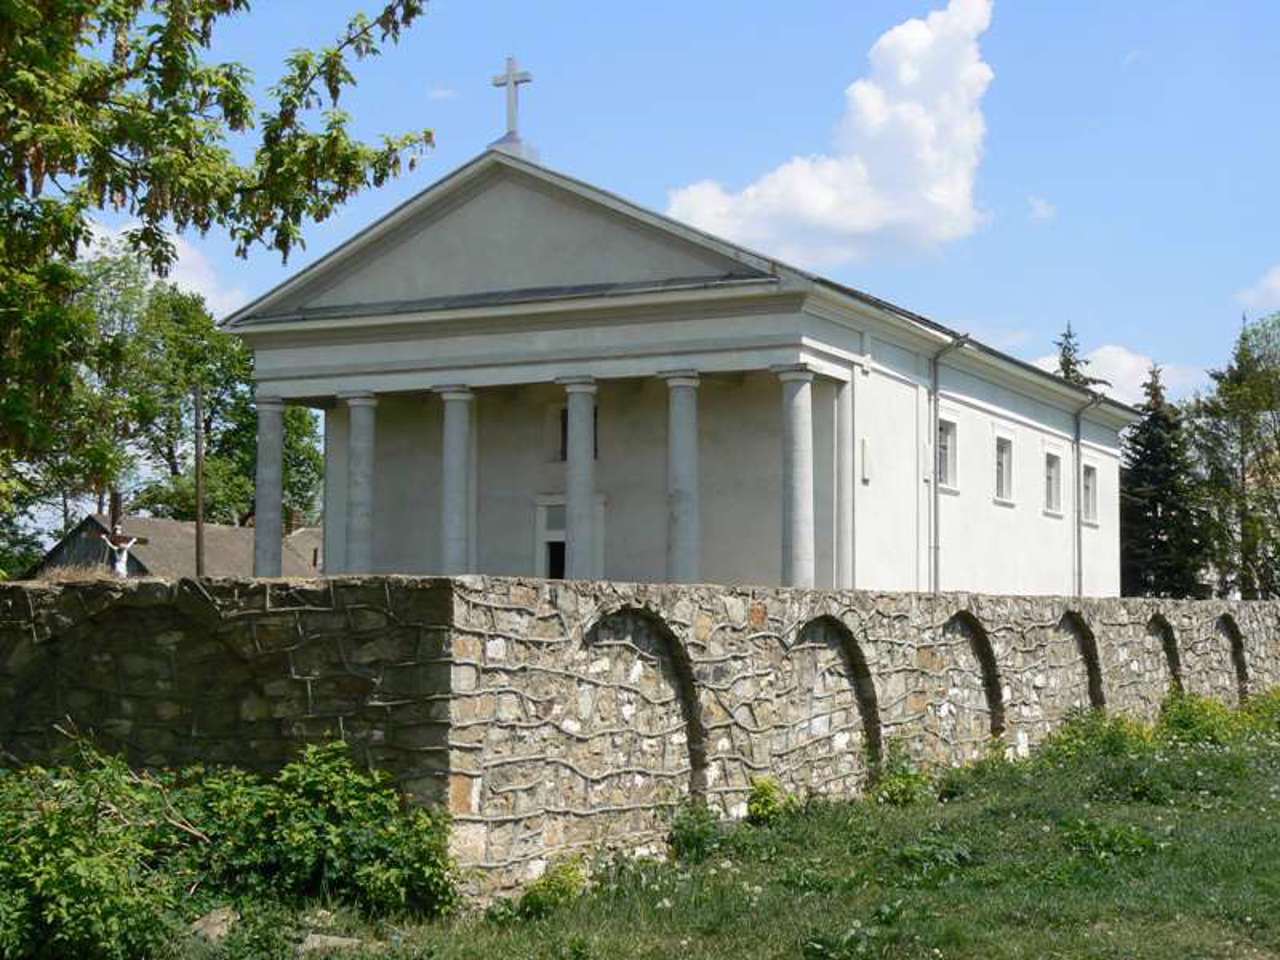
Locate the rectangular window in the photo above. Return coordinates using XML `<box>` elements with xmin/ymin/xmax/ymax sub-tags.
<box><xmin>995</xmin><ymin>436</ymin><xmax>1014</xmax><ymax>502</ymax></box>
<box><xmin>557</xmin><ymin>406</ymin><xmax>599</xmax><ymax>462</ymax></box>
<box><xmin>1045</xmin><ymin>453</ymin><xmax>1062</xmax><ymax>514</ymax></box>
<box><xmin>1082</xmin><ymin>464</ymin><xmax>1098</xmax><ymax>523</ymax></box>
<box><xmin>937</xmin><ymin>419</ymin><xmax>957</xmax><ymax>488</ymax></box>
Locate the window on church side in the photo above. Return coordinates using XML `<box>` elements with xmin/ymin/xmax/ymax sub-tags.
<box><xmin>937</xmin><ymin>419</ymin><xmax>957</xmax><ymax>488</ymax></box>
<box><xmin>1082</xmin><ymin>464</ymin><xmax>1098</xmax><ymax>523</ymax></box>
<box><xmin>1045</xmin><ymin>452</ymin><xmax>1062</xmax><ymax>514</ymax></box>
<box><xmin>557</xmin><ymin>405</ymin><xmax>599</xmax><ymax>462</ymax></box>
<box><xmin>995</xmin><ymin>436</ymin><xmax>1014</xmax><ymax>502</ymax></box>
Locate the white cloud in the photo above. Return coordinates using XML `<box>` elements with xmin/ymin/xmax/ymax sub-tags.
<box><xmin>427</xmin><ymin>85</ymin><xmax>457</xmax><ymax>101</ymax></box>
<box><xmin>1026</xmin><ymin>194</ymin><xmax>1056</xmax><ymax>222</ymax></box>
<box><xmin>666</xmin><ymin>0</ymin><xmax>994</xmax><ymax>266</ymax></box>
<box><xmin>1237</xmin><ymin>263</ymin><xmax>1280</xmax><ymax>314</ymax></box>
<box><xmin>1122</xmin><ymin>49</ymin><xmax>1146</xmax><ymax>68</ymax></box>
<box><xmin>85</xmin><ymin>221</ymin><xmax>247</xmax><ymax>319</ymax></box>
<box><xmin>1033</xmin><ymin>344</ymin><xmax>1207</xmax><ymax>407</ymax></box>
<box><xmin>165</xmin><ymin>234</ymin><xmax>247</xmax><ymax>318</ymax></box>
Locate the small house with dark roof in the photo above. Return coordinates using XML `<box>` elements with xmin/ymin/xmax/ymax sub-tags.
<box><xmin>26</xmin><ymin>515</ymin><xmax>321</xmax><ymax>580</ymax></box>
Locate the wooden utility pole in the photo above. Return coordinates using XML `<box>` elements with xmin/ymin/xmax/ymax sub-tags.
<box><xmin>194</xmin><ymin>383</ymin><xmax>206</xmax><ymax>578</ymax></box>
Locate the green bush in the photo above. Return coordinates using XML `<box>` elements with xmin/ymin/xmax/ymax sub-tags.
<box><xmin>869</xmin><ymin>742</ymin><xmax>933</xmax><ymax>808</ymax></box>
<box><xmin>746</xmin><ymin>776</ymin><xmax>800</xmax><ymax>826</ymax></box>
<box><xmin>487</xmin><ymin>859</ymin><xmax>587</xmax><ymax>923</ymax></box>
<box><xmin>0</xmin><ymin>740</ymin><xmax>459</xmax><ymax>959</ymax></box>
<box><xmin>1156</xmin><ymin>691</ymin><xmax>1240</xmax><ymax>745</ymax></box>
<box><xmin>180</xmin><ymin>742</ymin><xmax>458</xmax><ymax>915</ymax></box>
<box><xmin>1241</xmin><ymin>688</ymin><xmax>1280</xmax><ymax>732</ymax></box>
<box><xmin>669</xmin><ymin>802</ymin><xmax>723</xmax><ymax>863</ymax></box>
<box><xmin>1036</xmin><ymin>709</ymin><xmax>1152</xmax><ymax>765</ymax></box>
<box><xmin>0</xmin><ymin>747</ymin><xmax>183</xmax><ymax>960</ymax></box>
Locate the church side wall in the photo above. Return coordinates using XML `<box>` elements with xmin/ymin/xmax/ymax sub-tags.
<box><xmin>3</xmin><ymin>577</ymin><xmax>1278</xmax><ymax>894</ymax></box>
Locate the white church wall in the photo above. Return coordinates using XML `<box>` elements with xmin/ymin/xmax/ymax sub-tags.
<box><xmin>855</xmin><ymin>344</ymin><xmax>925</xmax><ymax>593</ymax></box>
<box><xmin>321</xmin><ymin>405</ymin><xmax>348</xmax><ymax>573</ymax></box>
<box><xmin>812</xmin><ymin>378</ymin><xmax>838</xmax><ymax>589</ymax></box>
<box><xmin>932</xmin><ymin>365</ymin><xmax>1122</xmax><ymax>596</ymax></box>
<box><xmin>699</xmin><ymin>373</ymin><xmax>784</xmax><ymax>586</ymax></box>
<box><xmin>448</xmin><ymin>374</ymin><xmax>785</xmax><ymax>587</ymax></box>
<box><xmin>470</xmin><ymin>383</ymin><xmax>566</xmax><ymax>578</ymax></box>
<box><xmin>371</xmin><ymin>396</ymin><xmax>441</xmax><ymax>574</ymax></box>
<box><xmin>1081</xmin><ymin>418</ymin><xmax>1123</xmax><ymax>596</ymax></box>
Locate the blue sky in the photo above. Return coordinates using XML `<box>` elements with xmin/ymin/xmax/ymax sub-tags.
<box><xmin>149</xmin><ymin>0</ymin><xmax>1280</xmax><ymax>404</ymax></box>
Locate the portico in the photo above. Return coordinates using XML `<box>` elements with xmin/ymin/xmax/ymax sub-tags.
<box><xmin>254</xmin><ymin>362</ymin><xmax>853</xmax><ymax>589</ymax></box>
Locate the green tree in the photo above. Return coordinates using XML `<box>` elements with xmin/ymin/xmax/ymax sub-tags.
<box><xmin>1120</xmin><ymin>365</ymin><xmax>1207</xmax><ymax>597</ymax></box>
<box><xmin>1</xmin><ymin>0</ymin><xmax>432</xmax><ymax>460</ymax></box>
<box><xmin>1188</xmin><ymin>315</ymin><xmax>1280</xmax><ymax>599</ymax></box>
<box><xmin>123</xmin><ymin>286</ymin><xmax>323</xmax><ymax>526</ymax></box>
<box><xmin>1053</xmin><ymin>322</ymin><xmax>1109</xmax><ymax>388</ymax></box>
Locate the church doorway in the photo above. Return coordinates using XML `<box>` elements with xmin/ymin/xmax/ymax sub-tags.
<box><xmin>534</xmin><ymin>495</ymin><xmax>605</xmax><ymax>579</ymax></box>
<box><xmin>545</xmin><ymin>541</ymin><xmax>566</xmax><ymax>580</ymax></box>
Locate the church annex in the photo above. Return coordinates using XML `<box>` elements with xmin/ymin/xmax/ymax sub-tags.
<box><xmin>225</xmin><ymin>148</ymin><xmax>1136</xmax><ymax>596</ymax></box>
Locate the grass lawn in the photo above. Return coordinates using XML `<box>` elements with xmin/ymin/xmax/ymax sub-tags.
<box><xmin>220</xmin><ymin>700</ymin><xmax>1280</xmax><ymax>960</ymax></box>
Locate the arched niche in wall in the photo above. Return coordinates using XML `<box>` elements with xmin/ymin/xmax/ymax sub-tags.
<box><xmin>942</xmin><ymin>616</ymin><xmax>1008</xmax><ymax>757</ymax></box>
<box><xmin>1059</xmin><ymin>611</ymin><xmax>1107</xmax><ymax>711</ymax></box>
<box><xmin>1147</xmin><ymin>614</ymin><xmax>1183</xmax><ymax>694</ymax></box>
<box><xmin>583</xmin><ymin>607</ymin><xmax>709</xmax><ymax>803</ymax></box>
<box><xmin>793</xmin><ymin>615</ymin><xmax>883</xmax><ymax>770</ymax></box>
<box><xmin>1215</xmin><ymin>614</ymin><xmax>1250</xmax><ymax>704</ymax></box>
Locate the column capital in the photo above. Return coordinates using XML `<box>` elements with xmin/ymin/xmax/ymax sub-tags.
<box><xmin>658</xmin><ymin>369</ymin><xmax>700</xmax><ymax>388</ymax></box>
<box><xmin>433</xmin><ymin>384</ymin><xmax>474</xmax><ymax>402</ymax></box>
<box><xmin>254</xmin><ymin>394</ymin><xmax>285</xmax><ymax>411</ymax></box>
<box><xmin>556</xmin><ymin>375</ymin><xmax>597</xmax><ymax>395</ymax></box>
<box><xmin>339</xmin><ymin>391</ymin><xmax>378</xmax><ymax>408</ymax></box>
<box><xmin>771</xmin><ymin>363</ymin><xmax>816</xmax><ymax>383</ymax></box>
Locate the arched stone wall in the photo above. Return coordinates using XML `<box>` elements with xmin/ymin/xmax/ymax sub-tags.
<box><xmin>7</xmin><ymin>576</ymin><xmax>1280</xmax><ymax>894</ymax></box>
<box><xmin>767</xmin><ymin>616</ymin><xmax>882</xmax><ymax>796</ymax></box>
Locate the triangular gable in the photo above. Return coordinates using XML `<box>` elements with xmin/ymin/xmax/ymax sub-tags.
<box><xmin>226</xmin><ymin>151</ymin><xmax>782</xmax><ymax>326</ymax></box>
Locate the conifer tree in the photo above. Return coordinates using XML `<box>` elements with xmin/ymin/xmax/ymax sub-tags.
<box><xmin>1053</xmin><ymin>322</ymin><xmax>1109</xmax><ymax>388</ymax></box>
<box><xmin>1121</xmin><ymin>365</ymin><xmax>1207</xmax><ymax>597</ymax></box>
<box><xmin>1188</xmin><ymin>315</ymin><xmax>1280</xmax><ymax>598</ymax></box>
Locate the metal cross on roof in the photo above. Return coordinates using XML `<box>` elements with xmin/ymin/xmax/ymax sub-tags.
<box><xmin>491</xmin><ymin>56</ymin><xmax>532</xmax><ymax>138</ymax></box>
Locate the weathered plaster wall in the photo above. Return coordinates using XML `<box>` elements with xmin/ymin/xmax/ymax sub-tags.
<box><xmin>2</xmin><ymin>576</ymin><xmax>1278</xmax><ymax>893</ymax></box>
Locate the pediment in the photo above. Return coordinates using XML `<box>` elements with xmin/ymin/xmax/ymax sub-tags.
<box><xmin>250</xmin><ymin>158</ymin><xmax>769</xmax><ymax>321</ymax></box>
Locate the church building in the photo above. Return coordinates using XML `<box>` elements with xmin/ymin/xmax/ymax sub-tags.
<box><xmin>226</xmin><ymin>72</ymin><xmax>1136</xmax><ymax>596</ymax></box>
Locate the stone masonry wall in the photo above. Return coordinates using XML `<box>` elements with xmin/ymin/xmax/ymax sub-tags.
<box><xmin>2</xmin><ymin>575</ymin><xmax>1279</xmax><ymax>893</ymax></box>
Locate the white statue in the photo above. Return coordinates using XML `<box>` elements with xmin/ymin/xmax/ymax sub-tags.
<box><xmin>100</xmin><ymin>525</ymin><xmax>138</xmax><ymax>579</ymax></box>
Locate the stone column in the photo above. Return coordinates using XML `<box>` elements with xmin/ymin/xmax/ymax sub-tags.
<box><xmin>776</xmin><ymin>366</ymin><xmax>815</xmax><ymax>587</ymax></box>
<box><xmin>253</xmin><ymin>396</ymin><xmax>285</xmax><ymax>577</ymax></box>
<box><xmin>344</xmin><ymin>393</ymin><xmax>378</xmax><ymax>573</ymax></box>
<box><xmin>559</xmin><ymin>377</ymin><xmax>597</xmax><ymax>580</ymax></box>
<box><xmin>661</xmin><ymin>370</ymin><xmax>700</xmax><ymax>583</ymax></box>
<box><xmin>836</xmin><ymin>377</ymin><xmax>854</xmax><ymax>589</ymax></box>
<box><xmin>436</xmin><ymin>386</ymin><xmax>473</xmax><ymax>574</ymax></box>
